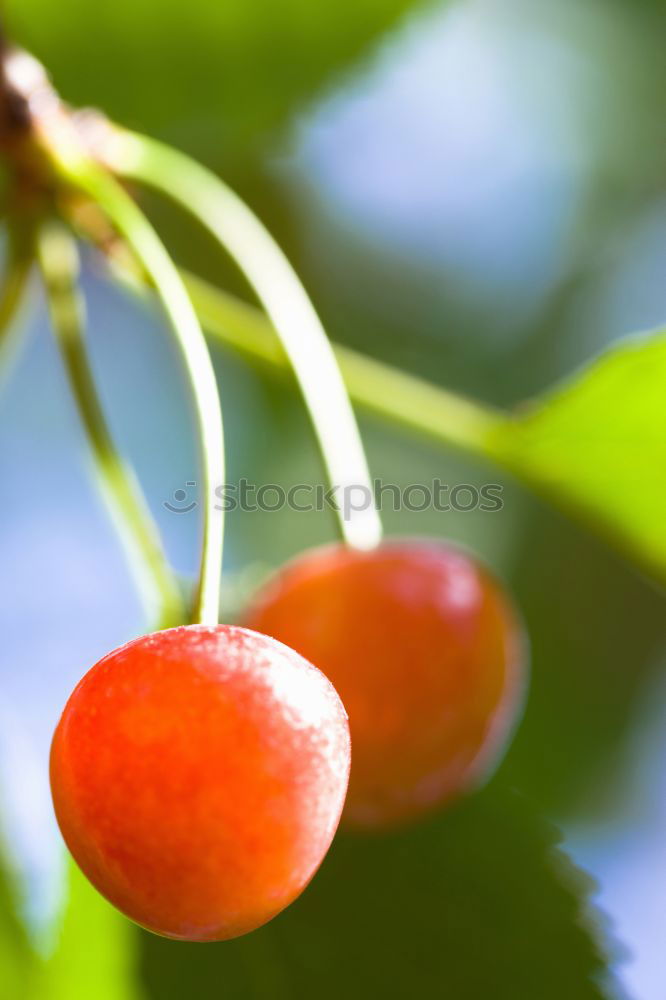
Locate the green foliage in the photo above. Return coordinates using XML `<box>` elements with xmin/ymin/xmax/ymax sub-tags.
<box><xmin>140</xmin><ymin>784</ymin><xmax>617</xmax><ymax>999</ymax></box>
<box><xmin>5</xmin><ymin>0</ymin><xmax>424</xmax><ymax>162</ymax></box>
<box><xmin>1</xmin><ymin>797</ymin><xmax>619</xmax><ymax>999</ymax></box>
<box><xmin>36</xmin><ymin>860</ymin><xmax>143</xmax><ymax>1000</ymax></box>
<box><xmin>491</xmin><ymin>329</ymin><xmax>666</xmax><ymax>587</ymax></box>
<box><xmin>0</xmin><ymin>853</ymin><xmax>142</xmax><ymax>1000</ymax></box>
<box><xmin>0</xmin><ymin>853</ymin><xmax>34</xmax><ymax>1000</ymax></box>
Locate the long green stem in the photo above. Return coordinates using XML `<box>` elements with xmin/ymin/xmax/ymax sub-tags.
<box><xmin>37</xmin><ymin>222</ymin><xmax>183</xmax><ymax>629</ymax></box>
<box><xmin>0</xmin><ymin>221</ymin><xmax>33</xmax><ymax>389</ymax></box>
<box><xmin>47</xmin><ymin>149</ymin><xmax>225</xmax><ymax>626</ymax></box>
<box><xmin>103</xmin><ymin>127</ymin><xmax>382</xmax><ymax>552</ymax></box>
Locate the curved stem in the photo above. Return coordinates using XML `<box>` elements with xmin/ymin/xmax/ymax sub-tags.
<box><xmin>0</xmin><ymin>220</ymin><xmax>33</xmax><ymax>389</ymax></box>
<box><xmin>47</xmin><ymin>151</ymin><xmax>225</xmax><ymax>626</ymax></box>
<box><xmin>37</xmin><ymin>222</ymin><xmax>184</xmax><ymax>629</ymax></box>
<box><xmin>103</xmin><ymin>127</ymin><xmax>382</xmax><ymax>552</ymax></box>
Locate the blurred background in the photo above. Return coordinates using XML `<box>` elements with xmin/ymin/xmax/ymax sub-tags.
<box><xmin>1</xmin><ymin>0</ymin><xmax>666</xmax><ymax>996</ymax></box>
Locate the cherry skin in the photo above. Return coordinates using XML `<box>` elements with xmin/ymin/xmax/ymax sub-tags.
<box><xmin>245</xmin><ymin>540</ymin><xmax>526</xmax><ymax>830</ymax></box>
<box><xmin>50</xmin><ymin>624</ymin><xmax>350</xmax><ymax>941</ymax></box>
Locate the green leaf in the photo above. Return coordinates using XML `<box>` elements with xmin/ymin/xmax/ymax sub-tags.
<box><xmin>505</xmin><ymin>507</ymin><xmax>666</xmax><ymax>817</ymax></box>
<box><xmin>35</xmin><ymin>859</ymin><xmax>143</xmax><ymax>1000</ymax></box>
<box><xmin>5</xmin><ymin>0</ymin><xmax>423</xmax><ymax>161</ymax></box>
<box><xmin>0</xmin><ymin>847</ymin><xmax>142</xmax><ymax>1000</ymax></box>
<box><xmin>140</xmin><ymin>785</ymin><xmax>618</xmax><ymax>1000</ymax></box>
<box><xmin>0</xmin><ymin>852</ymin><xmax>36</xmax><ymax>1000</ymax></box>
<box><xmin>489</xmin><ymin>329</ymin><xmax>666</xmax><ymax>587</ymax></box>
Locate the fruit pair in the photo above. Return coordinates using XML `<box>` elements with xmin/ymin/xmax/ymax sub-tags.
<box><xmin>50</xmin><ymin>540</ymin><xmax>525</xmax><ymax>941</ymax></box>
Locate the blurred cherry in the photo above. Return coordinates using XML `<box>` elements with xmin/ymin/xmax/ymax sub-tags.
<box><xmin>246</xmin><ymin>540</ymin><xmax>526</xmax><ymax>829</ymax></box>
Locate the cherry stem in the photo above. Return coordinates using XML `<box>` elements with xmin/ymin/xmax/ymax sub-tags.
<box><xmin>45</xmin><ymin>148</ymin><xmax>225</xmax><ymax>626</ymax></box>
<box><xmin>36</xmin><ymin>221</ymin><xmax>184</xmax><ymax>629</ymax></box>
<box><xmin>102</xmin><ymin>128</ymin><xmax>382</xmax><ymax>553</ymax></box>
<box><xmin>0</xmin><ymin>219</ymin><xmax>33</xmax><ymax>389</ymax></box>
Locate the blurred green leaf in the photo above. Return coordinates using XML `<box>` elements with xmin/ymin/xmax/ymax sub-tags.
<box><xmin>141</xmin><ymin>785</ymin><xmax>618</xmax><ymax>1000</ymax></box>
<box><xmin>0</xmin><ymin>851</ymin><xmax>141</xmax><ymax>1000</ymax></box>
<box><xmin>36</xmin><ymin>859</ymin><xmax>143</xmax><ymax>1000</ymax></box>
<box><xmin>504</xmin><ymin>500</ymin><xmax>666</xmax><ymax>817</ymax></box>
<box><xmin>0</xmin><ymin>852</ymin><xmax>35</xmax><ymax>1000</ymax></box>
<box><xmin>490</xmin><ymin>330</ymin><xmax>666</xmax><ymax>587</ymax></box>
<box><xmin>5</xmin><ymin>0</ymin><xmax>424</xmax><ymax>162</ymax></box>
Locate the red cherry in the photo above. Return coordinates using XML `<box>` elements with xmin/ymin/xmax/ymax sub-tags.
<box><xmin>50</xmin><ymin>624</ymin><xmax>350</xmax><ymax>941</ymax></box>
<box><xmin>245</xmin><ymin>540</ymin><xmax>526</xmax><ymax>830</ymax></box>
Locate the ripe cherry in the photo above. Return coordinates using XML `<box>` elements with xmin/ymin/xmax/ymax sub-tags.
<box><xmin>245</xmin><ymin>540</ymin><xmax>526</xmax><ymax>830</ymax></box>
<box><xmin>50</xmin><ymin>624</ymin><xmax>350</xmax><ymax>941</ymax></box>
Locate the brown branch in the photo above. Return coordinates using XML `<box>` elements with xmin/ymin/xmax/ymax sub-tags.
<box><xmin>0</xmin><ymin>39</ymin><xmax>46</xmax><ymax>153</ymax></box>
